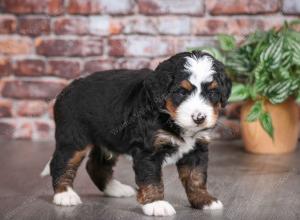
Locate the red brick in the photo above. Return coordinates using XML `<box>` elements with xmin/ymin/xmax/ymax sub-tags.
<box><xmin>109</xmin><ymin>19</ymin><xmax>123</xmax><ymax>35</ymax></box>
<box><xmin>0</xmin><ymin>100</ymin><xmax>12</xmax><ymax>117</ymax></box>
<box><xmin>2</xmin><ymin>80</ymin><xmax>67</xmax><ymax>100</ymax></box>
<box><xmin>81</xmin><ymin>37</ymin><xmax>104</xmax><ymax>56</ymax></box>
<box><xmin>123</xmin><ymin>17</ymin><xmax>156</xmax><ymax>35</ymax></box>
<box><xmin>36</xmin><ymin>38</ymin><xmax>81</xmax><ymax>56</ymax></box>
<box><xmin>54</xmin><ymin>17</ymin><xmax>89</xmax><ymax>35</ymax></box>
<box><xmin>19</xmin><ymin>16</ymin><xmax>50</xmax><ymax>36</ymax></box>
<box><xmin>0</xmin><ymin>58</ymin><xmax>11</xmax><ymax>77</ymax></box>
<box><xmin>68</xmin><ymin>0</ymin><xmax>134</xmax><ymax>14</ymax></box>
<box><xmin>14</xmin><ymin>59</ymin><xmax>46</xmax><ymax>76</ymax></box>
<box><xmin>109</xmin><ymin>36</ymin><xmax>175</xmax><ymax>57</ymax></box>
<box><xmin>192</xmin><ymin>18</ymin><xmax>266</xmax><ymax>36</ymax></box>
<box><xmin>100</xmin><ymin>0</ymin><xmax>135</xmax><ymax>14</ymax></box>
<box><xmin>89</xmin><ymin>16</ymin><xmax>122</xmax><ymax>36</ymax></box>
<box><xmin>0</xmin><ymin>16</ymin><xmax>17</xmax><ymax>34</ymax></box>
<box><xmin>108</xmin><ymin>39</ymin><xmax>126</xmax><ymax>57</ymax></box>
<box><xmin>192</xmin><ymin>18</ymin><xmax>228</xmax><ymax>35</ymax></box>
<box><xmin>84</xmin><ymin>59</ymin><xmax>116</xmax><ymax>74</ymax></box>
<box><xmin>176</xmin><ymin>37</ymin><xmax>216</xmax><ymax>52</ymax></box>
<box><xmin>0</xmin><ymin>121</ymin><xmax>15</xmax><ymax>139</ymax></box>
<box><xmin>56</xmin><ymin>16</ymin><xmax>122</xmax><ymax>36</ymax></box>
<box><xmin>0</xmin><ymin>38</ymin><xmax>33</xmax><ymax>55</ymax></box>
<box><xmin>207</xmin><ymin>0</ymin><xmax>280</xmax><ymax>15</ymax></box>
<box><xmin>68</xmin><ymin>0</ymin><xmax>97</xmax><ymax>14</ymax></box>
<box><xmin>34</xmin><ymin>120</ymin><xmax>54</xmax><ymax>140</ymax></box>
<box><xmin>157</xmin><ymin>17</ymin><xmax>191</xmax><ymax>35</ymax></box>
<box><xmin>35</xmin><ymin>37</ymin><xmax>103</xmax><ymax>56</ymax></box>
<box><xmin>48</xmin><ymin>0</ymin><xmax>64</xmax><ymax>15</ymax></box>
<box><xmin>16</xmin><ymin>100</ymin><xmax>48</xmax><ymax>117</ymax></box>
<box><xmin>117</xmin><ymin>58</ymin><xmax>150</xmax><ymax>69</ymax></box>
<box><xmin>138</xmin><ymin>0</ymin><xmax>204</xmax><ymax>15</ymax></box>
<box><xmin>283</xmin><ymin>0</ymin><xmax>300</xmax><ymax>14</ymax></box>
<box><xmin>15</xmin><ymin>121</ymin><xmax>33</xmax><ymax>140</ymax></box>
<box><xmin>3</xmin><ymin>0</ymin><xmax>64</xmax><ymax>15</ymax></box>
<box><xmin>47</xmin><ymin>60</ymin><xmax>81</xmax><ymax>79</ymax></box>
<box><xmin>3</xmin><ymin>0</ymin><xmax>44</xmax><ymax>13</ymax></box>
<box><xmin>263</xmin><ymin>17</ymin><xmax>291</xmax><ymax>31</ymax></box>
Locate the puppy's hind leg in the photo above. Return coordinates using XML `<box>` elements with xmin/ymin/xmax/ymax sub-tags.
<box><xmin>86</xmin><ymin>147</ymin><xmax>136</xmax><ymax>198</ymax></box>
<box><xmin>50</xmin><ymin>144</ymin><xmax>90</xmax><ymax>206</ymax></box>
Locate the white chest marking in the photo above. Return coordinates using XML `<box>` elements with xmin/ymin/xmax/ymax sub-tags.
<box><xmin>163</xmin><ymin>135</ymin><xmax>196</xmax><ymax>166</ymax></box>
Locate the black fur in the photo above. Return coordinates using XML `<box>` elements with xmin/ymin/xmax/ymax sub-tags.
<box><xmin>49</xmin><ymin>51</ymin><xmax>232</xmax><ymax>209</ymax></box>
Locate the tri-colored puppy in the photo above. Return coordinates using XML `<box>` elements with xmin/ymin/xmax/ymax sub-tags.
<box><xmin>42</xmin><ymin>51</ymin><xmax>232</xmax><ymax>216</ymax></box>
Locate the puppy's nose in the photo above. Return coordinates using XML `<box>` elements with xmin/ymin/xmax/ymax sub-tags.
<box><xmin>192</xmin><ymin>113</ymin><xmax>206</xmax><ymax>125</ymax></box>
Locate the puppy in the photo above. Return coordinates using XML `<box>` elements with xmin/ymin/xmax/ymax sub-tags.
<box><xmin>44</xmin><ymin>51</ymin><xmax>231</xmax><ymax>216</ymax></box>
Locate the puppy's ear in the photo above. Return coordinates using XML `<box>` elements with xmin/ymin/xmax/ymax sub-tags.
<box><xmin>214</xmin><ymin>60</ymin><xmax>232</xmax><ymax>107</ymax></box>
<box><xmin>144</xmin><ymin>70</ymin><xmax>173</xmax><ymax>108</ymax></box>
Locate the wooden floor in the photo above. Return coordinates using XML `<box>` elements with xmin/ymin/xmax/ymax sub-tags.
<box><xmin>0</xmin><ymin>139</ymin><xmax>299</xmax><ymax>220</ymax></box>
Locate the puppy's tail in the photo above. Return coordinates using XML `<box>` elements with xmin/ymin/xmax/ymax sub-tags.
<box><xmin>40</xmin><ymin>157</ymin><xmax>52</xmax><ymax>177</ymax></box>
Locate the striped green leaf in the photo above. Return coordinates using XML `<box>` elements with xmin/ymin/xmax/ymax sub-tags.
<box><xmin>259</xmin><ymin>112</ymin><xmax>274</xmax><ymax>139</ymax></box>
<box><xmin>246</xmin><ymin>101</ymin><xmax>263</xmax><ymax>122</ymax></box>
<box><xmin>229</xmin><ymin>84</ymin><xmax>250</xmax><ymax>102</ymax></box>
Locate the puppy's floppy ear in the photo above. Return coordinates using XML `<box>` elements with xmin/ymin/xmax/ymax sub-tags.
<box><xmin>214</xmin><ymin>60</ymin><xmax>232</xmax><ymax>107</ymax></box>
<box><xmin>144</xmin><ymin>70</ymin><xmax>173</xmax><ymax>108</ymax></box>
<box><xmin>144</xmin><ymin>53</ymin><xmax>188</xmax><ymax>108</ymax></box>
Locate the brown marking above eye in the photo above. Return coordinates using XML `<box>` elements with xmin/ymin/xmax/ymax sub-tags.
<box><xmin>180</xmin><ymin>80</ymin><xmax>193</xmax><ymax>91</ymax></box>
<box><xmin>165</xmin><ymin>98</ymin><xmax>177</xmax><ymax>119</ymax></box>
<box><xmin>208</xmin><ymin>80</ymin><xmax>218</xmax><ymax>90</ymax></box>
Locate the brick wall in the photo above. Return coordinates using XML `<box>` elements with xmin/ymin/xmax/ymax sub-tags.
<box><xmin>0</xmin><ymin>0</ymin><xmax>299</xmax><ymax>140</ymax></box>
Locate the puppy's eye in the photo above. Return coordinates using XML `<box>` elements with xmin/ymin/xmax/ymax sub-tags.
<box><xmin>208</xmin><ymin>89</ymin><xmax>219</xmax><ymax>102</ymax></box>
<box><xmin>177</xmin><ymin>88</ymin><xmax>188</xmax><ymax>96</ymax></box>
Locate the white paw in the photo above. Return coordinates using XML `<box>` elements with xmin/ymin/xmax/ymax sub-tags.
<box><xmin>142</xmin><ymin>200</ymin><xmax>176</xmax><ymax>216</ymax></box>
<box><xmin>203</xmin><ymin>200</ymin><xmax>223</xmax><ymax>210</ymax></box>
<box><xmin>53</xmin><ymin>187</ymin><xmax>82</xmax><ymax>206</ymax></box>
<box><xmin>104</xmin><ymin>179</ymin><xmax>136</xmax><ymax>198</ymax></box>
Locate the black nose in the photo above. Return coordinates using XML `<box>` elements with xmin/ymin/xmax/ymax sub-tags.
<box><xmin>192</xmin><ymin>113</ymin><xmax>206</xmax><ymax>124</ymax></box>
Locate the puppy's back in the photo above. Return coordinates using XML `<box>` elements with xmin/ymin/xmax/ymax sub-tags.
<box><xmin>53</xmin><ymin>69</ymin><xmax>154</xmax><ymax>146</ymax></box>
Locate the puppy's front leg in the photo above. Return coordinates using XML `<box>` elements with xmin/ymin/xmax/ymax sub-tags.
<box><xmin>176</xmin><ymin>143</ymin><xmax>223</xmax><ymax>210</ymax></box>
<box><xmin>133</xmin><ymin>152</ymin><xmax>176</xmax><ymax>216</ymax></box>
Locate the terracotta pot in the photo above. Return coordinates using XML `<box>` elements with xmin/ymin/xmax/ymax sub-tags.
<box><xmin>240</xmin><ymin>99</ymin><xmax>299</xmax><ymax>154</ymax></box>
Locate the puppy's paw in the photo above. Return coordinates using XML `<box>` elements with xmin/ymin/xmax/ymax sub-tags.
<box><xmin>142</xmin><ymin>200</ymin><xmax>176</xmax><ymax>216</ymax></box>
<box><xmin>53</xmin><ymin>187</ymin><xmax>82</xmax><ymax>206</ymax></box>
<box><xmin>104</xmin><ymin>179</ymin><xmax>136</xmax><ymax>198</ymax></box>
<box><xmin>203</xmin><ymin>200</ymin><xmax>223</xmax><ymax>210</ymax></box>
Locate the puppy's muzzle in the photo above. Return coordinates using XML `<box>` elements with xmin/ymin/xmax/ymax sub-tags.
<box><xmin>192</xmin><ymin>113</ymin><xmax>206</xmax><ymax>125</ymax></box>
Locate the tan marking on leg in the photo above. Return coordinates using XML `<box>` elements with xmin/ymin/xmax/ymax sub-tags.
<box><xmin>137</xmin><ymin>183</ymin><xmax>164</xmax><ymax>205</ymax></box>
<box><xmin>54</xmin><ymin>146</ymin><xmax>90</xmax><ymax>193</ymax></box>
<box><xmin>177</xmin><ymin>166</ymin><xmax>216</xmax><ymax>209</ymax></box>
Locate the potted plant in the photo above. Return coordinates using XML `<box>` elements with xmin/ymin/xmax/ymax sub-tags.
<box><xmin>201</xmin><ymin>21</ymin><xmax>300</xmax><ymax>154</ymax></box>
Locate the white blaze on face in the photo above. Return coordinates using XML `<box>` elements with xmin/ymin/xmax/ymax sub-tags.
<box><xmin>175</xmin><ymin>55</ymin><xmax>216</xmax><ymax>130</ymax></box>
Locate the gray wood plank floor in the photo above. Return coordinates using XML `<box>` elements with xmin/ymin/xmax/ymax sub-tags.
<box><xmin>0</xmin><ymin>139</ymin><xmax>299</xmax><ymax>220</ymax></box>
